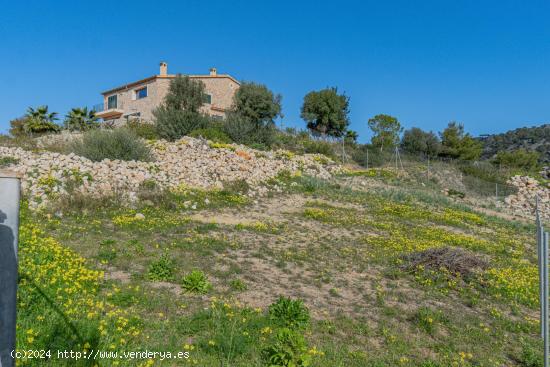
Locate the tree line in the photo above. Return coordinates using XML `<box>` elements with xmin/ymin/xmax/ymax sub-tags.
<box><xmin>6</xmin><ymin>75</ymin><xmax>543</xmax><ymax>171</ymax></box>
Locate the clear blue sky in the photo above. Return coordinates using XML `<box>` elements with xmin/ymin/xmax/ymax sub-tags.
<box><xmin>1</xmin><ymin>0</ymin><xmax>549</xmax><ymax>142</ymax></box>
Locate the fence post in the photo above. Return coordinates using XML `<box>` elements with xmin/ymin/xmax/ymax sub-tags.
<box><xmin>545</xmin><ymin>232</ymin><xmax>550</xmax><ymax>367</ymax></box>
<box><xmin>0</xmin><ymin>171</ymin><xmax>21</xmax><ymax>367</ymax></box>
<box><xmin>427</xmin><ymin>157</ymin><xmax>430</xmax><ymax>180</ymax></box>
<box><xmin>538</xmin><ymin>196</ymin><xmax>545</xmax><ymax>338</ymax></box>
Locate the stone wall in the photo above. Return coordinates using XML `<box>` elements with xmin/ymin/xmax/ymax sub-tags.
<box><xmin>0</xmin><ymin>137</ymin><xmax>340</xmax><ymax>209</ymax></box>
<box><xmin>505</xmin><ymin>175</ymin><xmax>550</xmax><ymax>222</ymax></box>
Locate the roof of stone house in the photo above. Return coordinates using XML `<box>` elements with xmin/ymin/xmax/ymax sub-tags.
<box><xmin>101</xmin><ymin>71</ymin><xmax>240</xmax><ymax>96</ymax></box>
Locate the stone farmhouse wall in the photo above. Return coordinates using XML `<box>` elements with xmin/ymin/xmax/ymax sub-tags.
<box><xmin>102</xmin><ymin>76</ymin><xmax>239</xmax><ymax>125</ymax></box>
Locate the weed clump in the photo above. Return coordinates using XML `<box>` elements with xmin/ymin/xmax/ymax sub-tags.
<box><xmin>182</xmin><ymin>270</ymin><xmax>212</xmax><ymax>294</ymax></box>
<box><xmin>268</xmin><ymin>296</ymin><xmax>310</xmax><ymax>330</ymax></box>
<box><xmin>147</xmin><ymin>254</ymin><xmax>175</xmax><ymax>281</ymax></box>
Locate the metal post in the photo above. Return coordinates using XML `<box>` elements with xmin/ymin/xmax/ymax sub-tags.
<box><xmin>0</xmin><ymin>171</ymin><xmax>21</xmax><ymax>367</ymax></box>
<box><xmin>495</xmin><ymin>183</ymin><xmax>498</xmax><ymax>202</ymax></box>
<box><xmin>545</xmin><ymin>231</ymin><xmax>550</xmax><ymax>367</ymax></box>
<box><xmin>535</xmin><ymin>196</ymin><xmax>546</xmax><ymax>338</ymax></box>
<box><xmin>366</xmin><ymin>149</ymin><xmax>369</xmax><ymax>170</ymax></box>
<box><xmin>427</xmin><ymin>157</ymin><xmax>430</xmax><ymax>179</ymax></box>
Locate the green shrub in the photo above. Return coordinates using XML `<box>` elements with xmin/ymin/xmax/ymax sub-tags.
<box><xmin>222</xmin><ymin>179</ymin><xmax>250</xmax><ymax>195</ymax></box>
<box><xmin>518</xmin><ymin>343</ymin><xmax>543</xmax><ymax>367</ymax></box>
<box><xmin>268</xmin><ymin>296</ymin><xmax>310</xmax><ymax>329</ymax></box>
<box><xmin>0</xmin><ymin>156</ymin><xmax>19</xmax><ymax>167</ymax></box>
<box><xmin>223</xmin><ymin>113</ymin><xmax>276</xmax><ymax>148</ymax></box>
<box><xmin>262</xmin><ymin>328</ymin><xmax>311</xmax><ymax>367</ymax></box>
<box><xmin>492</xmin><ymin>149</ymin><xmax>540</xmax><ymax>172</ymax></box>
<box><xmin>182</xmin><ymin>270</ymin><xmax>211</xmax><ymax>294</ymax></box>
<box><xmin>302</xmin><ymin>140</ymin><xmax>334</xmax><ymax>157</ymax></box>
<box><xmin>412</xmin><ymin>307</ymin><xmax>445</xmax><ymax>335</ymax></box>
<box><xmin>229</xmin><ymin>279</ymin><xmax>247</xmax><ymax>291</ymax></box>
<box><xmin>71</xmin><ymin>128</ymin><xmax>153</xmax><ymax>162</ymax></box>
<box><xmin>154</xmin><ymin>109</ymin><xmax>209</xmax><ymax>141</ymax></box>
<box><xmin>126</xmin><ymin>119</ymin><xmax>159</xmax><ymax>140</ymax></box>
<box><xmin>188</xmin><ymin>127</ymin><xmax>231</xmax><ymax>143</ymax></box>
<box><xmin>147</xmin><ymin>254</ymin><xmax>175</xmax><ymax>281</ymax></box>
<box><xmin>152</xmin><ymin>75</ymin><xmax>210</xmax><ymax>141</ymax></box>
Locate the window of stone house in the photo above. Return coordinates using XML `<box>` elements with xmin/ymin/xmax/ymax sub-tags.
<box><xmin>107</xmin><ymin>95</ymin><xmax>117</xmax><ymax>109</ymax></box>
<box><xmin>135</xmin><ymin>87</ymin><xmax>148</xmax><ymax>100</ymax></box>
<box><xmin>203</xmin><ymin>94</ymin><xmax>212</xmax><ymax>104</ymax></box>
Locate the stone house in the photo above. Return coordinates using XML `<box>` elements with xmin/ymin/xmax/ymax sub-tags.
<box><xmin>94</xmin><ymin>62</ymin><xmax>240</xmax><ymax>125</ymax></box>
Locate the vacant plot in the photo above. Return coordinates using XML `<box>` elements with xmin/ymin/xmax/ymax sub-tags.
<box><xmin>17</xmin><ymin>169</ymin><xmax>544</xmax><ymax>366</ymax></box>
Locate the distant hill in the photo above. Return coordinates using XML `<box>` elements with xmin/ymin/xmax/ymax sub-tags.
<box><xmin>479</xmin><ymin>124</ymin><xmax>550</xmax><ymax>163</ymax></box>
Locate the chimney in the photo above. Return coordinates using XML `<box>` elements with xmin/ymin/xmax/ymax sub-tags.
<box><xmin>209</xmin><ymin>67</ymin><xmax>217</xmax><ymax>76</ymax></box>
<box><xmin>160</xmin><ymin>62</ymin><xmax>168</xmax><ymax>76</ymax></box>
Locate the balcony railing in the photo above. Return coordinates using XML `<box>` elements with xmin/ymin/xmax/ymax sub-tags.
<box><xmin>91</xmin><ymin>101</ymin><xmax>124</xmax><ymax>113</ymax></box>
<box><xmin>92</xmin><ymin>103</ymin><xmax>105</xmax><ymax>112</ymax></box>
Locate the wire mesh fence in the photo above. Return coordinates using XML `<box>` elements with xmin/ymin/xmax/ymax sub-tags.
<box><xmin>346</xmin><ymin>147</ymin><xmax>521</xmax><ymax>201</ymax></box>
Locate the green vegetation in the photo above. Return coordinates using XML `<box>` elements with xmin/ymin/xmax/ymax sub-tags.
<box><xmin>147</xmin><ymin>254</ymin><xmax>176</xmax><ymax>281</ymax></box>
<box><xmin>70</xmin><ymin>128</ymin><xmax>153</xmax><ymax>162</ymax></box>
<box><xmin>189</xmin><ymin>126</ymin><xmax>232</xmax><ymax>143</ymax></box>
<box><xmin>125</xmin><ymin>119</ymin><xmax>159</xmax><ymax>140</ymax></box>
<box><xmin>16</xmin><ymin>165</ymin><xmax>545</xmax><ymax>366</ymax></box>
<box><xmin>64</xmin><ymin>107</ymin><xmax>99</xmax><ymax>131</ymax></box>
<box><xmin>153</xmin><ymin>75</ymin><xmax>209</xmax><ymax>141</ymax></box>
<box><xmin>22</xmin><ymin>105</ymin><xmax>60</xmax><ymax>135</ymax></box>
<box><xmin>368</xmin><ymin>114</ymin><xmax>403</xmax><ymax>152</ymax></box>
<box><xmin>0</xmin><ymin>156</ymin><xmax>19</xmax><ymax>167</ymax></box>
<box><xmin>440</xmin><ymin>122</ymin><xmax>483</xmax><ymax>160</ymax></box>
<box><xmin>481</xmin><ymin>123</ymin><xmax>550</xmax><ymax>164</ymax></box>
<box><xmin>224</xmin><ymin>82</ymin><xmax>282</xmax><ymax>148</ymax></box>
<box><xmin>492</xmin><ymin>149</ymin><xmax>541</xmax><ymax>172</ymax></box>
<box><xmin>401</xmin><ymin>127</ymin><xmax>441</xmax><ymax>157</ymax></box>
<box><xmin>182</xmin><ymin>270</ymin><xmax>212</xmax><ymax>294</ymax></box>
<box><xmin>269</xmin><ymin>297</ymin><xmax>310</xmax><ymax>329</ymax></box>
<box><xmin>301</xmin><ymin>87</ymin><xmax>350</xmax><ymax>138</ymax></box>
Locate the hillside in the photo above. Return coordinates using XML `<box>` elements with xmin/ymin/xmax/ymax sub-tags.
<box><xmin>2</xmin><ymin>139</ymin><xmax>548</xmax><ymax>366</ymax></box>
<box><xmin>480</xmin><ymin>124</ymin><xmax>550</xmax><ymax>163</ymax></box>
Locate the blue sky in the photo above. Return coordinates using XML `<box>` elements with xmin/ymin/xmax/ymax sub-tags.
<box><xmin>0</xmin><ymin>0</ymin><xmax>549</xmax><ymax>142</ymax></box>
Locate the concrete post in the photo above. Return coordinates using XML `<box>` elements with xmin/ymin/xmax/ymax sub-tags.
<box><xmin>0</xmin><ymin>171</ymin><xmax>21</xmax><ymax>367</ymax></box>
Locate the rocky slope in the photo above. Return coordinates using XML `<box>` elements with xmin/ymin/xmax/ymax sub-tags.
<box><xmin>505</xmin><ymin>175</ymin><xmax>550</xmax><ymax>221</ymax></box>
<box><xmin>0</xmin><ymin>137</ymin><xmax>340</xmax><ymax>209</ymax></box>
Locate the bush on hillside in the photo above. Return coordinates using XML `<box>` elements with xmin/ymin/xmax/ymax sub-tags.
<box><xmin>492</xmin><ymin>149</ymin><xmax>540</xmax><ymax>172</ymax></box>
<box><xmin>9</xmin><ymin>116</ymin><xmax>29</xmax><ymax>137</ymax></box>
<box><xmin>188</xmin><ymin>127</ymin><xmax>231</xmax><ymax>143</ymax></box>
<box><xmin>126</xmin><ymin>119</ymin><xmax>159</xmax><ymax>140</ymax></box>
<box><xmin>154</xmin><ymin>108</ymin><xmax>209</xmax><ymax>141</ymax></box>
<box><xmin>401</xmin><ymin>127</ymin><xmax>441</xmax><ymax>157</ymax></box>
<box><xmin>440</xmin><ymin>122</ymin><xmax>482</xmax><ymax>160</ymax></box>
<box><xmin>223</xmin><ymin>113</ymin><xmax>276</xmax><ymax>147</ymax></box>
<box><xmin>71</xmin><ymin>128</ymin><xmax>153</xmax><ymax>162</ymax></box>
<box><xmin>302</xmin><ymin>139</ymin><xmax>335</xmax><ymax>157</ymax></box>
<box><xmin>153</xmin><ymin>75</ymin><xmax>209</xmax><ymax>141</ymax></box>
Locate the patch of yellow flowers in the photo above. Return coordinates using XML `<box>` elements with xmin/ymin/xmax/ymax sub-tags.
<box><xmin>17</xmin><ymin>222</ymin><xmax>141</xmax><ymax>363</ymax></box>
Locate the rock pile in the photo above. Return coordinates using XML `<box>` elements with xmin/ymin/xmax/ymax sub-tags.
<box><xmin>0</xmin><ymin>137</ymin><xmax>341</xmax><ymax>209</ymax></box>
<box><xmin>505</xmin><ymin>175</ymin><xmax>550</xmax><ymax>221</ymax></box>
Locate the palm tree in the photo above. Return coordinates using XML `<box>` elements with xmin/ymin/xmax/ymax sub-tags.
<box><xmin>345</xmin><ymin>130</ymin><xmax>359</xmax><ymax>144</ymax></box>
<box><xmin>64</xmin><ymin>107</ymin><xmax>99</xmax><ymax>131</ymax></box>
<box><xmin>24</xmin><ymin>105</ymin><xmax>60</xmax><ymax>135</ymax></box>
